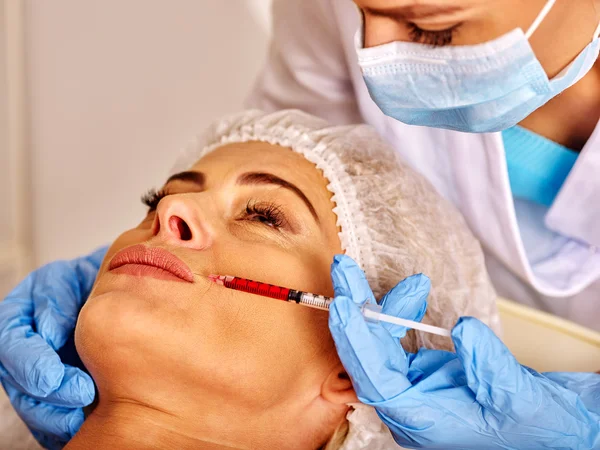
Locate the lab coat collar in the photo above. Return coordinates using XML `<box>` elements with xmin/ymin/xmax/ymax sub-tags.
<box><xmin>445</xmin><ymin>130</ymin><xmax>600</xmax><ymax>297</ymax></box>
<box><xmin>545</xmin><ymin>120</ymin><xmax>600</xmax><ymax>248</ymax></box>
<box><xmin>448</xmin><ymin>131</ymin><xmax>533</xmax><ymax>281</ymax></box>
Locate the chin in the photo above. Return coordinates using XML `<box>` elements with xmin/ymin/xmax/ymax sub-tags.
<box><xmin>75</xmin><ymin>288</ymin><xmax>168</xmax><ymax>385</ymax></box>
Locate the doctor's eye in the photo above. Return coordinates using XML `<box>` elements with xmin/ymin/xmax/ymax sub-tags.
<box><xmin>407</xmin><ymin>23</ymin><xmax>461</xmax><ymax>46</ymax></box>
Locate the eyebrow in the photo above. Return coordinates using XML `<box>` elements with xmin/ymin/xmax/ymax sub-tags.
<box><xmin>165</xmin><ymin>170</ymin><xmax>319</xmax><ymax>223</ymax></box>
<box><xmin>166</xmin><ymin>170</ymin><xmax>205</xmax><ymax>186</ymax></box>
<box><xmin>362</xmin><ymin>3</ymin><xmax>464</xmax><ymax>20</ymax></box>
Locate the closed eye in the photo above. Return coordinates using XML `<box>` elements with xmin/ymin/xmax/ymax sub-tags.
<box><xmin>242</xmin><ymin>200</ymin><xmax>288</xmax><ymax>230</ymax></box>
<box><xmin>407</xmin><ymin>22</ymin><xmax>461</xmax><ymax>46</ymax></box>
<box><xmin>142</xmin><ymin>190</ymin><xmax>289</xmax><ymax>231</ymax></box>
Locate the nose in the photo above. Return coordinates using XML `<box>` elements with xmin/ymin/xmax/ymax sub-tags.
<box><xmin>152</xmin><ymin>194</ymin><xmax>214</xmax><ymax>250</ymax></box>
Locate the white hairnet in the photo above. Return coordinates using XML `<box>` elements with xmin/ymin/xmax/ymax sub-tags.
<box><xmin>171</xmin><ymin>109</ymin><xmax>500</xmax><ymax>449</ymax></box>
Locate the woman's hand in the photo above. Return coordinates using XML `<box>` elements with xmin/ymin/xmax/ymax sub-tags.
<box><xmin>0</xmin><ymin>247</ymin><xmax>106</xmax><ymax>450</ymax></box>
<box><xmin>328</xmin><ymin>255</ymin><xmax>600</xmax><ymax>450</ymax></box>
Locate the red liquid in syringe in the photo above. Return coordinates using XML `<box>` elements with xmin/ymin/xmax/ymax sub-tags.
<box><xmin>208</xmin><ymin>275</ymin><xmax>332</xmax><ymax>310</ymax></box>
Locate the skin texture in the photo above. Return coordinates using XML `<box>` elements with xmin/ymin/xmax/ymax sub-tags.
<box><xmin>355</xmin><ymin>0</ymin><xmax>600</xmax><ymax>150</ymax></box>
<box><xmin>67</xmin><ymin>142</ymin><xmax>356</xmax><ymax>450</ymax></box>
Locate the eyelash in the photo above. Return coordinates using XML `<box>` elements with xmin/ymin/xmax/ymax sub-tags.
<box><xmin>140</xmin><ymin>189</ymin><xmax>287</xmax><ymax>230</ymax></box>
<box><xmin>141</xmin><ymin>188</ymin><xmax>168</xmax><ymax>212</ymax></box>
<box><xmin>244</xmin><ymin>200</ymin><xmax>287</xmax><ymax>230</ymax></box>
<box><xmin>407</xmin><ymin>23</ymin><xmax>460</xmax><ymax>47</ymax></box>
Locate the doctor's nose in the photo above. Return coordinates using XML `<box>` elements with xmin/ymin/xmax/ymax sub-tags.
<box><xmin>152</xmin><ymin>194</ymin><xmax>214</xmax><ymax>250</ymax></box>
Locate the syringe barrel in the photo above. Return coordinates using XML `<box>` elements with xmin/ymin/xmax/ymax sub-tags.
<box><xmin>221</xmin><ymin>276</ymin><xmax>290</xmax><ymax>301</ymax></box>
<box><xmin>288</xmin><ymin>290</ymin><xmax>332</xmax><ymax>311</ymax></box>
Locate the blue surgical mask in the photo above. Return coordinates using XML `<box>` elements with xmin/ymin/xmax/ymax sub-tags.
<box><xmin>356</xmin><ymin>0</ymin><xmax>600</xmax><ymax>133</ymax></box>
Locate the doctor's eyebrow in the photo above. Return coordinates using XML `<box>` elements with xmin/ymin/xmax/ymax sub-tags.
<box><xmin>165</xmin><ymin>170</ymin><xmax>319</xmax><ymax>223</ymax></box>
<box><xmin>359</xmin><ymin>3</ymin><xmax>464</xmax><ymax>20</ymax></box>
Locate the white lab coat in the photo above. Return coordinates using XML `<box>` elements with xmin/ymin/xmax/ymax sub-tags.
<box><xmin>246</xmin><ymin>0</ymin><xmax>600</xmax><ymax>331</ymax></box>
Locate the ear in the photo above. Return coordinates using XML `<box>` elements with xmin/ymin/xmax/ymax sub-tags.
<box><xmin>321</xmin><ymin>362</ymin><xmax>358</xmax><ymax>405</ymax></box>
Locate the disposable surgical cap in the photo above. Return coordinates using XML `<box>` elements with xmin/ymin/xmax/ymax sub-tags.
<box><xmin>172</xmin><ymin>109</ymin><xmax>501</xmax><ymax>352</ymax></box>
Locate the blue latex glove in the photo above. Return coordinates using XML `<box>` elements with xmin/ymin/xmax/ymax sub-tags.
<box><xmin>329</xmin><ymin>254</ymin><xmax>600</xmax><ymax>450</ymax></box>
<box><xmin>0</xmin><ymin>247</ymin><xmax>107</xmax><ymax>450</ymax></box>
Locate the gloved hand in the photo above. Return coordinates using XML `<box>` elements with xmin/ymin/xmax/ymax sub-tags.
<box><xmin>0</xmin><ymin>246</ymin><xmax>107</xmax><ymax>450</ymax></box>
<box><xmin>329</xmin><ymin>254</ymin><xmax>600</xmax><ymax>450</ymax></box>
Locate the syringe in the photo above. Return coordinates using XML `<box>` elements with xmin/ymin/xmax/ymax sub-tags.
<box><xmin>207</xmin><ymin>274</ymin><xmax>451</xmax><ymax>337</ymax></box>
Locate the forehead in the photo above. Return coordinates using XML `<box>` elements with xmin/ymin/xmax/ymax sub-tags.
<box><xmin>188</xmin><ymin>141</ymin><xmax>334</xmax><ymax>212</ymax></box>
<box><xmin>190</xmin><ymin>141</ymin><xmax>325</xmax><ymax>184</ymax></box>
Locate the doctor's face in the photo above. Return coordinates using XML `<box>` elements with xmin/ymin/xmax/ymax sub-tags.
<box><xmin>355</xmin><ymin>0</ymin><xmax>600</xmax><ymax>78</ymax></box>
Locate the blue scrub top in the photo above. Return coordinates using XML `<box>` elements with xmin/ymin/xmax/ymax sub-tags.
<box><xmin>502</xmin><ymin>126</ymin><xmax>581</xmax><ymax>269</ymax></box>
<box><xmin>502</xmin><ymin>126</ymin><xmax>578</xmax><ymax>207</ymax></box>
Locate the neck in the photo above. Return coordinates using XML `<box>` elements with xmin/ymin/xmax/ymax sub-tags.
<box><xmin>519</xmin><ymin>61</ymin><xmax>600</xmax><ymax>151</ymax></box>
<box><xmin>64</xmin><ymin>402</ymin><xmax>247</xmax><ymax>450</ymax></box>
<box><xmin>63</xmin><ymin>389</ymin><xmax>331</xmax><ymax>450</ymax></box>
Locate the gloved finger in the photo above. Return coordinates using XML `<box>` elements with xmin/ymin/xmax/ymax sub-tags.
<box><xmin>452</xmin><ymin>316</ymin><xmax>534</xmax><ymax>415</ymax></box>
<box><xmin>455</xmin><ymin>322</ymin><xmax>598</xmax><ymax>447</ymax></box>
<box><xmin>34</xmin><ymin>248</ymin><xmax>106</xmax><ymax>352</ymax></box>
<box><xmin>30</xmin><ymin>430</ymin><xmax>68</xmax><ymax>450</ymax></box>
<box><xmin>1</xmin><ymin>363</ymin><xmax>94</xmax><ymax>409</ymax></box>
<box><xmin>72</xmin><ymin>246</ymin><xmax>108</xmax><ymax>307</ymax></box>
<box><xmin>543</xmin><ymin>371</ymin><xmax>600</xmax><ymax>393</ymax></box>
<box><xmin>373</xmin><ymin>355</ymin><xmax>471</xmax><ymax>446</ymax></box>
<box><xmin>379</xmin><ymin>274</ymin><xmax>430</xmax><ymax>339</ymax></box>
<box><xmin>37</xmin><ymin>366</ymin><xmax>95</xmax><ymax>408</ymax></box>
<box><xmin>542</xmin><ymin>372</ymin><xmax>600</xmax><ymax>414</ymax></box>
<box><xmin>0</xmin><ymin>360</ymin><xmax>8</xmax><ymax>379</ymax></box>
<box><xmin>331</xmin><ymin>255</ymin><xmax>375</xmax><ymax>304</ymax></box>
<box><xmin>329</xmin><ymin>295</ymin><xmax>411</xmax><ymax>403</ymax></box>
<box><xmin>2</xmin><ymin>381</ymin><xmax>84</xmax><ymax>442</ymax></box>
<box><xmin>403</xmin><ymin>348</ymin><xmax>456</xmax><ymax>384</ymax></box>
<box><xmin>0</xmin><ymin>298</ymin><xmax>64</xmax><ymax>397</ymax></box>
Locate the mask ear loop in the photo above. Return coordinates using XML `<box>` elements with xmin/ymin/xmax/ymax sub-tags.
<box><xmin>525</xmin><ymin>0</ymin><xmax>558</xmax><ymax>39</ymax></box>
<box><xmin>594</xmin><ymin>21</ymin><xmax>600</xmax><ymax>39</ymax></box>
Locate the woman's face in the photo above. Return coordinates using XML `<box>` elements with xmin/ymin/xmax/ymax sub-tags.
<box><xmin>356</xmin><ymin>0</ymin><xmax>600</xmax><ymax>78</ymax></box>
<box><xmin>76</xmin><ymin>142</ymin><xmax>352</xmax><ymax>444</ymax></box>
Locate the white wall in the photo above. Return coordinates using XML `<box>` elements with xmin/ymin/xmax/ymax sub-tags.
<box><xmin>1</xmin><ymin>0</ymin><xmax>31</xmax><ymax>297</ymax></box>
<box><xmin>0</xmin><ymin>0</ymin><xmax>13</xmax><ymax>296</ymax></box>
<box><xmin>26</xmin><ymin>0</ymin><xmax>272</xmax><ymax>266</ymax></box>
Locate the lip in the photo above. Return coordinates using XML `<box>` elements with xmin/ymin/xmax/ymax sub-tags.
<box><xmin>109</xmin><ymin>244</ymin><xmax>194</xmax><ymax>283</ymax></box>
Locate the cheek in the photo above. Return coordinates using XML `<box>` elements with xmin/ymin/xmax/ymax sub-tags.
<box><xmin>75</xmin><ymin>291</ymin><xmax>148</xmax><ymax>393</ymax></box>
<box><xmin>182</xmin><ymin>244</ymin><xmax>337</xmax><ymax>402</ymax></box>
<box><xmin>181</xmin><ymin>290</ymin><xmax>335</xmax><ymax>406</ymax></box>
<box><xmin>209</xmin><ymin>238</ymin><xmax>337</xmax><ymax>297</ymax></box>
<box><xmin>75</xmin><ymin>286</ymin><xmax>195</xmax><ymax>395</ymax></box>
<box><xmin>196</xmin><ymin>237</ymin><xmax>338</xmax><ymax>357</ymax></box>
<box><xmin>181</xmin><ymin>242</ymin><xmax>338</xmax><ymax>395</ymax></box>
